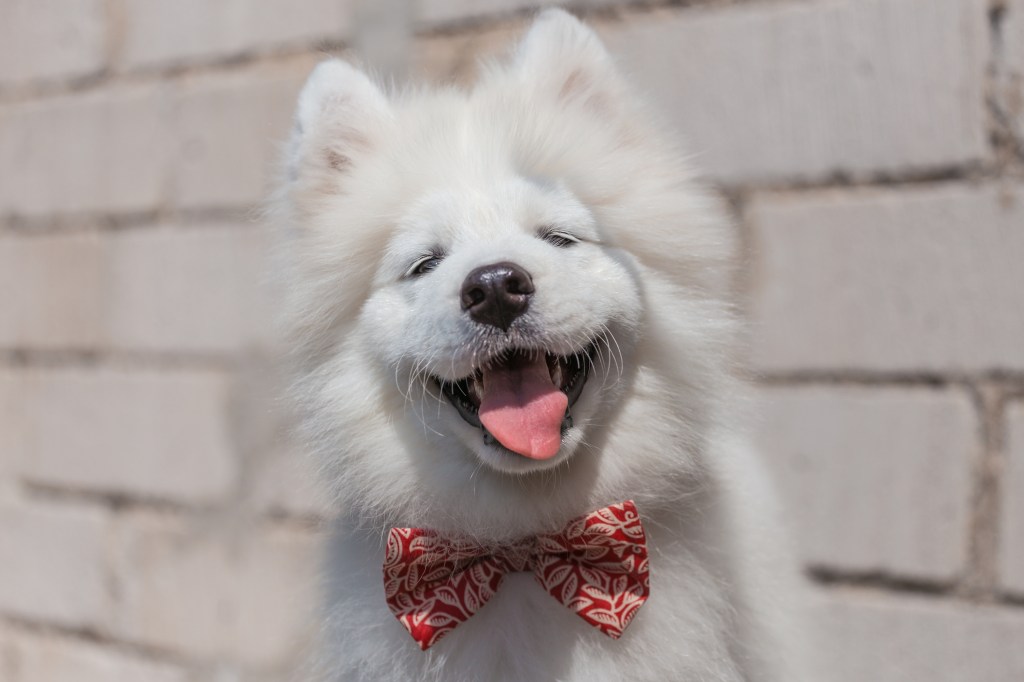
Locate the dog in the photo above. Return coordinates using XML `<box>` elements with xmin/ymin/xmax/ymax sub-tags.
<box><xmin>275</xmin><ymin>10</ymin><xmax>810</xmax><ymax>681</ymax></box>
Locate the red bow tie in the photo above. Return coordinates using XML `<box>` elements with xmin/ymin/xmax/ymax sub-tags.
<box><xmin>382</xmin><ymin>500</ymin><xmax>650</xmax><ymax>650</ymax></box>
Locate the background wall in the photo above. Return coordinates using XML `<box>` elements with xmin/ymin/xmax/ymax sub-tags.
<box><xmin>1</xmin><ymin>0</ymin><xmax>1023</xmax><ymax>680</ymax></box>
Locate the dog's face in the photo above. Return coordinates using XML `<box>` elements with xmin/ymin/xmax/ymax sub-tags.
<box><xmin>364</xmin><ymin>176</ymin><xmax>640</xmax><ymax>474</ymax></box>
<box><xmin>278</xmin><ymin>11</ymin><xmax>737</xmax><ymax>536</ymax></box>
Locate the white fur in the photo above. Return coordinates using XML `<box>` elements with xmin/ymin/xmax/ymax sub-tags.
<box><xmin>275</xmin><ymin>10</ymin><xmax>811</xmax><ymax>681</ymax></box>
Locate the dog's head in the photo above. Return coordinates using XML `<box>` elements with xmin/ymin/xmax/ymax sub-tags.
<box><xmin>277</xmin><ymin>11</ymin><xmax>738</xmax><ymax>537</ymax></box>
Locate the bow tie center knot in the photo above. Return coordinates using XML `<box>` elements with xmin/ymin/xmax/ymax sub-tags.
<box><xmin>494</xmin><ymin>538</ymin><xmax>539</xmax><ymax>573</ymax></box>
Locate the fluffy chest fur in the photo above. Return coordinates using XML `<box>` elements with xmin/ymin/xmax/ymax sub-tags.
<box><xmin>319</xmin><ymin>468</ymin><xmax>794</xmax><ymax>682</ymax></box>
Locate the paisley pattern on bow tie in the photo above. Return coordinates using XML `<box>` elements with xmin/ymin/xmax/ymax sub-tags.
<box><xmin>383</xmin><ymin>500</ymin><xmax>650</xmax><ymax>650</ymax></box>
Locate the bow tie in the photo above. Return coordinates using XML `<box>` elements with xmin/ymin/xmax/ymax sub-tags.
<box><xmin>382</xmin><ymin>500</ymin><xmax>650</xmax><ymax>650</ymax></box>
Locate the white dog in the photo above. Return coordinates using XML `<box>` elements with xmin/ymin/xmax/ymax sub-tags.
<box><xmin>276</xmin><ymin>10</ymin><xmax>809</xmax><ymax>681</ymax></box>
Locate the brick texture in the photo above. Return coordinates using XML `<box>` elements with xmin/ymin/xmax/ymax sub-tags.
<box><xmin>0</xmin><ymin>85</ymin><xmax>171</xmax><ymax>217</ymax></box>
<box><xmin>0</xmin><ymin>625</ymin><xmax>11</xmax><ymax>680</ymax></box>
<box><xmin>2</xmin><ymin>367</ymin><xmax>237</xmax><ymax>504</ymax></box>
<box><xmin>0</xmin><ymin>225</ymin><xmax>270</xmax><ymax>353</ymax></box>
<box><xmin>749</xmin><ymin>184</ymin><xmax>1024</xmax><ymax>373</ymax></box>
<box><xmin>416</xmin><ymin>0</ymin><xmax>644</xmax><ymax>27</ymax></box>
<box><xmin>171</xmin><ymin>64</ymin><xmax>311</xmax><ymax>209</ymax></box>
<box><xmin>118</xmin><ymin>0</ymin><xmax>353</xmax><ymax>71</ymax></box>
<box><xmin>7</xmin><ymin>633</ymin><xmax>188</xmax><ymax>682</ymax></box>
<box><xmin>1008</xmin><ymin>0</ymin><xmax>1024</xmax><ymax>74</ymax></box>
<box><xmin>252</xmin><ymin>442</ymin><xmax>329</xmax><ymax>518</ymax></box>
<box><xmin>756</xmin><ymin>386</ymin><xmax>974</xmax><ymax>581</ymax></box>
<box><xmin>602</xmin><ymin>0</ymin><xmax>989</xmax><ymax>184</ymax></box>
<box><xmin>1001</xmin><ymin>402</ymin><xmax>1024</xmax><ymax>595</ymax></box>
<box><xmin>105</xmin><ymin>224</ymin><xmax>271</xmax><ymax>352</ymax></box>
<box><xmin>0</xmin><ymin>375</ymin><xmax>19</xmax><ymax>501</ymax></box>
<box><xmin>815</xmin><ymin>591</ymin><xmax>1024</xmax><ymax>682</ymax></box>
<box><xmin>418</xmin><ymin>0</ymin><xmax>543</xmax><ymax>25</ymax></box>
<box><xmin>0</xmin><ymin>502</ymin><xmax>109</xmax><ymax>628</ymax></box>
<box><xmin>111</xmin><ymin>514</ymin><xmax>316</xmax><ymax>667</ymax></box>
<box><xmin>0</xmin><ymin>233</ymin><xmax>105</xmax><ymax>349</ymax></box>
<box><xmin>0</xmin><ymin>0</ymin><xmax>106</xmax><ymax>86</ymax></box>
<box><xmin>414</xmin><ymin>23</ymin><xmax>517</xmax><ymax>83</ymax></box>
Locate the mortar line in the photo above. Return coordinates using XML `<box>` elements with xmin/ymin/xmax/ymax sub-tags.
<box><xmin>20</xmin><ymin>480</ymin><xmax>325</xmax><ymax>531</ymax></box>
<box><xmin>811</xmin><ymin>568</ymin><xmax>1024</xmax><ymax>610</ymax></box>
<box><xmin>21</xmin><ymin>481</ymin><xmax>219</xmax><ymax>517</ymax></box>
<box><xmin>958</xmin><ymin>384</ymin><xmax>1009</xmax><ymax>601</ymax></box>
<box><xmin>986</xmin><ymin>0</ymin><xmax>1024</xmax><ymax>169</ymax></box>
<box><xmin>1000</xmin><ymin>591</ymin><xmax>1024</xmax><ymax>606</ymax></box>
<box><xmin>0</xmin><ymin>42</ymin><xmax>349</xmax><ymax>105</ymax></box>
<box><xmin>756</xmin><ymin>371</ymin><xmax>1024</xmax><ymax>388</ymax></box>
<box><xmin>807</xmin><ymin>566</ymin><xmax>955</xmax><ymax>597</ymax></box>
<box><xmin>720</xmin><ymin>164</ymin><xmax>1008</xmax><ymax>196</ymax></box>
<box><xmin>407</xmin><ymin>0</ymin><xmax>827</xmax><ymax>38</ymax></box>
<box><xmin>0</xmin><ymin>206</ymin><xmax>263</xmax><ymax>236</ymax></box>
<box><xmin>0</xmin><ymin>614</ymin><xmax>212</xmax><ymax>671</ymax></box>
<box><xmin>0</xmin><ymin>348</ymin><xmax>255</xmax><ymax>372</ymax></box>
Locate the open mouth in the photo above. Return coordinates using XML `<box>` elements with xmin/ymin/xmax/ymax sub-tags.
<box><xmin>436</xmin><ymin>344</ymin><xmax>593</xmax><ymax>460</ymax></box>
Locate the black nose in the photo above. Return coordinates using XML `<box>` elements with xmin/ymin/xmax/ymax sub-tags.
<box><xmin>460</xmin><ymin>262</ymin><xmax>534</xmax><ymax>331</ymax></box>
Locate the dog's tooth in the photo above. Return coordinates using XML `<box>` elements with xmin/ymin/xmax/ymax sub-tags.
<box><xmin>561</xmin><ymin>409</ymin><xmax>573</xmax><ymax>433</ymax></box>
<box><xmin>482</xmin><ymin>430</ymin><xmax>497</xmax><ymax>447</ymax></box>
<box><xmin>551</xmin><ymin>360</ymin><xmax>563</xmax><ymax>388</ymax></box>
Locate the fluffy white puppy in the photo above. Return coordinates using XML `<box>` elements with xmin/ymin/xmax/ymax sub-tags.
<box><xmin>276</xmin><ymin>10</ymin><xmax>809</xmax><ymax>682</ymax></box>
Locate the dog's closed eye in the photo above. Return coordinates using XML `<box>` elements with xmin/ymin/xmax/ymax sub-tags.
<box><xmin>539</xmin><ymin>227</ymin><xmax>580</xmax><ymax>248</ymax></box>
<box><xmin>406</xmin><ymin>253</ymin><xmax>444</xmax><ymax>278</ymax></box>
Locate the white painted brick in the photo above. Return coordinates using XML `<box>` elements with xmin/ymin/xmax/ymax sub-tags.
<box><xmin>417</xmin><ymin>0</ymin><xmax>555</xmax><ymax>25</ymax></box>
<box><xmin>0</xmin><ymin>233</ymin><xmax>104</xmax><ymax>349</ymax></box>
<box><xmin>750</xmin><ymin>183</ymin><xmax>1024</xmax><ymax>373</ymax></box>
<box><xmin>9</xmin><ymin>632</ymin><xmax>188</xmax><ymax>682</ymax></box>
<box><xmin>1000</xmin><ymin>402</ymin><xmax>1024</xmax><ymax>595</ymax></box>
<box><xmin>105</xmin><ymin>224</ymin><xmax>271</xmax><ymax>352</ymax></box>
<box><xmin>185</xmin><ymin>669</ymin><xmax>284</xmax><ymax>682</ymax></box>
<box><xmin>0</xmin><ymin>0</ymin><xmax>106</xmax><ymax>86</ymax></box>
<box><xmin>253</xmin><ymin>443</ymin><xmax>330</xmax><ymax>518</ymax></box>
<box><xmin>2</xmin><ymin>367</ymin><xmax>237</xmax><ymax>504</ymax></box>
<box><xmin>416</xmin><ymin>0</ymin><xmax>643</xmax><ymax>27</ymax></box>
<box><xmin>0</xmin><ymin>502</ymin><xmax>109</xmax><ymax>628</ymax></box>
<box><xmin>999</xmin><ymin>0</ymin><xmax>1024</xmax><ymax>147</ymax></box>
<box><xmin>0</xmin><ymin>225</ymin><xmax>270</xmax><ymax>353</ymax></box>
<box><xmin>0</xmin><ymin>372</ymin><xmax>22</xmax><ymax>502</ymax></box>
<box><xmin>0</xmin><ymin>85</ymin><xmax>170</xmax><ymax>216</ymax></box>
<box><xmin>112</xmin><ymin>515</ymin><xmax>317</xmax><ymax>667</ymax></box>
<box><xmin>223</xmin><ymin>365</ymin><xmax>329</xmax><ymax>518</ymax></box>
<box><xmin>172</xmin><ymin>64</ymin><xmax>311</xmax><ymax>209</ymax></box>
<box><xmin>1008</xmin><ymin>0</ymin><xmax>1024</xmax><ymax>73</ymax></box>
<box><xmin>414</xmin><ymin>24</ymin><xmax>518</xmax><ymax>84</ymax></box>
<box><xmin>814</xmin><ymin>590</ymin><xmax>1024</xmax><ymax>682</ymax></box>
<box><xmin>601</xmin><ymin>0</ymin><xmax>989</xmax><ymax>183</ymax></box>
<box><xmin>0</xmin><ymin>625</ymin><xmax>11</xmax><ymax>679</ymax></box>
<box><xmin>119</xmin><ymin>0</ymin><xmax>353</xmax><ymax>70</ymax></box>
<box><xmin>756</xmin><ymin>386</ymin><xmax>974</xmax><ymax>580</ymax></box>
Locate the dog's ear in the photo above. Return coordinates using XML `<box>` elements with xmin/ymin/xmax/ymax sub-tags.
<box><xmin>286</xmin><ymin>59</ymin><xmax>391</xmax><ymax>190</ymax></box>
<box><xmin>511</xmin><ymin>10</ymin><xmax>625</xmax><ymax>114</ymax></box>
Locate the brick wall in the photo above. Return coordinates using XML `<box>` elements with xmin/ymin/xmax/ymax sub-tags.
<box><xmin>1</xmin><ymin>0</ymin><xmax>1022</xmax><ymax>679</ymax></box>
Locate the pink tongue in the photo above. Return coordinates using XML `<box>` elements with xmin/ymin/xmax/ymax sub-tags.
<box><xmin>478</xmin><ymin>355</ymin><xmax>568</xmax><ymax>460</ymax></box>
